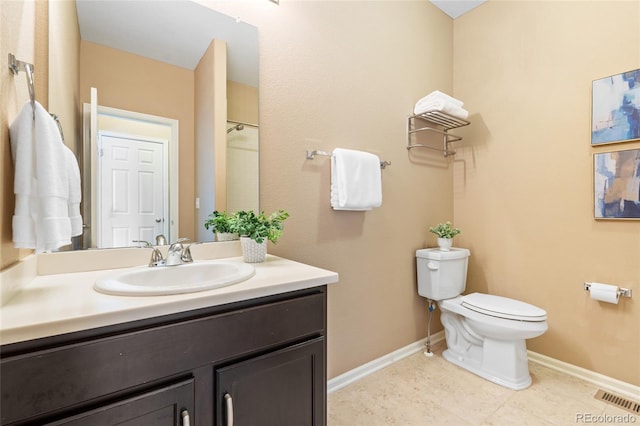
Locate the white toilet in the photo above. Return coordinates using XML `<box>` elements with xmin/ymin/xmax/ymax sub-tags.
<box><xmin>416</xmin><ymin>247</ymin><xmax>548</xmax><ymax>390</ymax></box>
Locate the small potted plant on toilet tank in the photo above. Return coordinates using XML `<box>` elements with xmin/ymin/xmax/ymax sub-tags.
<box><xmin>429</xmin><ymin>221</ymin><xmax>461</xmax><ymax>251</ymax></box>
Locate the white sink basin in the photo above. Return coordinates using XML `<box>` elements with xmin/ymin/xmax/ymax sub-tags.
<box><xmin>94</xmin><ymin>260</ymin><xmax>256</xmax><ymax>296</ymax></box>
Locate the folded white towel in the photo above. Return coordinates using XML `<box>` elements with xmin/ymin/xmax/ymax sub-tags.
<box><xmin>416</xmin><ymin>90</ymin><xmax>464</xmax><ymax>108</ymax></box>
<box><xmin>331</xmin><ymin>148</ymin><xmax>382</xmax><ymax>211</ymax></box>
<box><xmin>9</xmin><ymin>101</ymin><xmax>80</xmax><ymax>252</ymax></box>
<box><xmin>414</xmin><ymin>90</ymin><xmax>468</xmax><ymax>119</ymax></box>
<box><xmin>414</xmin><ymin>100</ymin><xmax>469</xmax><ymax>119</ymax></box>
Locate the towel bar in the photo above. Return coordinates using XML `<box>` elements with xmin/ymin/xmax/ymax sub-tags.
<box><xmin>8</xmin><ymin>53</ymin><xmax>36</xmax><ymax>120</ymax></box>
<box><xmin>306</xmin><ymin>149</ymin><xmax>391</xmax><ymax>169</ymax></box>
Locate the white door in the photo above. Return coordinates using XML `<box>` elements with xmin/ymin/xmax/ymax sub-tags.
<box><xmin>98</xmin><ymin>132</ymin><xmax>168</xmax><ymax>248</ymax></box>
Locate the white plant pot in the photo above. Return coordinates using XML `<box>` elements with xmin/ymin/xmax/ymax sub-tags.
<box><xmin>240</xmin><ymin>237</ymin><xmax>267</xmax><ymax>263</ymax></box>
<box><xmin>437</xmin><ymin>238</ymin><xmax>453</xmax><ymax>251</ymax></box>
<box><xmin>216</xmin><ymin>232</ymin><xmax>239</xmax><ymax>242</ymax></box>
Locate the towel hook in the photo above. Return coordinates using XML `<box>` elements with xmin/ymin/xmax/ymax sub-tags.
<box><xmin>9</xmin><ymin>53</ymin><xmax>36</xmax><ymax>120</ymax></box>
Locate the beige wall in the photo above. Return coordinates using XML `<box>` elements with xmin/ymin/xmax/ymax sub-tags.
<box><xmin>79</xmin><ymin>41</ymin><xmax>196</xmax><ymax>240</ymax></box>
<box><xmin>1</xmin><ymin>0</ymin><xmax>48</xmax><ymax>270</ymax></box>
<box><xmin>195</xmin><ymin>39</ymin><xmax>228</xmax><ymax>240</ymax></box>
<box><xmin>453</xmin><ymin>1</ymin><xmax>640</xmax><ymax>386</ymax></box>
<box><xmin>48</xmin><ymin>0</ymin><xmax>79</xmax><ymax>155</ymax></box>
<box><xmin>202</xmin><ymin>0</ymin><xmax>455</xmax><ymax>378</ymax></box>
<box><xmin>227</xmin><ymin>80</ymin><xmax>258</xmax><ymax>125</ymax></box>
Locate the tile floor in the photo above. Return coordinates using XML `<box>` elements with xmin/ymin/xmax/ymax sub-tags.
<box><xmin>328</xmin><ymin>341</ymin><xmax>637</xmax><ymax>425</ymax></box>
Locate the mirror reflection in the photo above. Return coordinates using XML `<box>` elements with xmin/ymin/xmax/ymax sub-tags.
<box><xmin>56</xmin><ymin>0</ymin><xmax>259</xmax><ymax>249</ymax></box>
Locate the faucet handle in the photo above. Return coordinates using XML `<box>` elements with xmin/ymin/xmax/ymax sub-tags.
<box><xmin>133</xmin><ymin>240</ymin><xmax>165</xmax><ymax>267</ymax></box>
<box><xmin>169</xmin><ymin>238</ymin><xmax>190</xmax><ymax>249</ymax></box>
<box><xmin>149</xmin><ymin>248</ymin><xmax>165</xmax><ymax>267</ymax></box>
<box><xmin>181</xmin><ymin>245</ymin><xmax>194</xmax><ymax>263</ymax></box>
<box><xmin>133</xmin><ymin>240</ymin><xmax>152</xmax><ymax>248</ymax></box>
<box><xmin>180</xmin><ymin>242</ymin><xmax>200</xmax><ymax>263</ymax></box>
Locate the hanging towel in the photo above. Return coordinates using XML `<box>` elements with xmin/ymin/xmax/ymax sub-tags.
<box><xmin>331</xmin><ymin>148</ymin><xmax>382</xmax><ymax>211</ymax></box>
<box><xmin>65</xmin><ymin>146</ymin><xmax>83</xmax><ymax>237</ymax></box>
<box><xmin>9</xmin><ymin>101</ymin><xmax>82</xmax><ymax>252</ymax></box>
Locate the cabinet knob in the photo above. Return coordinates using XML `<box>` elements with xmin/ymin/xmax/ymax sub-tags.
<box><xmin>181</xmin><ymin>409</ymin><xmax>191</xmax><ymax>426</ymax></box>
<box><xmin>224</xmin><ymin>393</ymin><xmax>234</xmax><ymax>426</ymax></box>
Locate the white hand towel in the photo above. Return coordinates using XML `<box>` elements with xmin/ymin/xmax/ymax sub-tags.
<box><xmin>331</xmin><ymin>148</ymin><xmax>382</xmax><ymax>211</ymax></box>
<box><xmin>10</xmin><ymin>102</ymin><xmax>37</xmax><ymax>249</ymax></box>
<box><xmin>64</xmin><ymin>146</ymin><xmax>83</xmax><ymax>236</ymax></box>
<box><xmin>9</xmin><ymin>101</ymin><xmax>76</xmax><ymax>252</ymax></box>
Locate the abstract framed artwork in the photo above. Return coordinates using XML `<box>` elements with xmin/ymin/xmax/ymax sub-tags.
<box><xmin>591</xmin><ymin>69</ymin><xmax>640</xmax><ymax>145</ymax></box>
<box><xmin>594</xmin><ymin>148</ymin><xmax>640</xmax><ymax>219</ymax></box>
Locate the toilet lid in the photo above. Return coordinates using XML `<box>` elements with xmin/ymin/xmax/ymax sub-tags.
<box><xmin>461</xmin><ymin>293</ymin><xmax>547</xmax><ymax>322</ymax></box>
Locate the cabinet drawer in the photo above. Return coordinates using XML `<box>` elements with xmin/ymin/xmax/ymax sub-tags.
<box><xmin>47</xmin><ymin>378</ymin><xmax>194</xmax><ymax>426</ymax></box>
<box><xmin>1</xmin><ymin>292</ymin><xmax>325</xmax><ymax>425</ymax></box>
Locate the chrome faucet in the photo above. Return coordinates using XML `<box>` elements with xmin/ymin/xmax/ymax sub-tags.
<box><xmin>166</xmin><ymin>238</ymin><xmax>195</xmax><ymax>266</ymax></box>
<box><xmin>133</xmin><ymin>240</ymin><xmax>165</xmax><ymax>267</ymax></box>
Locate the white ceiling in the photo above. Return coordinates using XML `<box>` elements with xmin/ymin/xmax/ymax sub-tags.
<box><xmin>75</xmin><ymin>0</ymin><xmax>259</xmax><ymax>87</ymax></box>
<box><xmin>430</xmin><ymin>0</ymin><xmax>487</xmax><ymax>19</ymax></box>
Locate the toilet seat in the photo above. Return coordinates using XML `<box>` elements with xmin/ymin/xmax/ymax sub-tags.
<box><xmin>461</xmin><ymin>293</ymin><xmax>547</xmax><ymax>322</ymax></box>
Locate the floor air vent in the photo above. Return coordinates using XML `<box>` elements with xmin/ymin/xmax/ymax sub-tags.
<box><xmin>594</xmin><ymin>389</ymin><xmax>640</xmax><ymax>415</ymax></box>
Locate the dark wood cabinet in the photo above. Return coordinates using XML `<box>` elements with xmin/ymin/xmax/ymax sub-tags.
<box><xmin>216</xmin><ymin>338</ymin><xmax>325</xmax><ymax>426</ymax></box>
<box><xmin>1</xmin><ymin>287</ymin><xmax>327</xmax><ymax>426</ymax></box>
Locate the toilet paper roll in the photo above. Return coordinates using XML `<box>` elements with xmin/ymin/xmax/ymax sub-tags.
<box><xmin>589</xmin><ymin>282</ymin><xmax>619</xmax><ymax>304</ymax></box>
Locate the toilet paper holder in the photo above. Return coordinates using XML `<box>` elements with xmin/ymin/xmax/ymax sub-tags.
<box><xmin>584</xmin><ymin>282</ymin><xmax>633</xmax><ymax>298</ymax></box>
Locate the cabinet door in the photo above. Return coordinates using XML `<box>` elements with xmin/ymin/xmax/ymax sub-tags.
<box><xmin>216</xmin><ymin>338</ymin><xmax>325</xmax><ymax>426</ymax></box>
<box><xmin>47</xmin><ymin>379</ymin><xmax>194</xmax><ymax>426</ymax></box>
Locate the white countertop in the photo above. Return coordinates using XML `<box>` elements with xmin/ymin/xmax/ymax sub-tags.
<box><xmin>0</xmin><ymin>255</ymin><xmax>338</xmax><ymax>345</ymax></box>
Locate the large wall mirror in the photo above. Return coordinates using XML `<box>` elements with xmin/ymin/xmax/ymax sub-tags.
<box><xmin>51</xmin><ymin>0</ymin><xmax>259</xmax><ymax>250</ymax></box>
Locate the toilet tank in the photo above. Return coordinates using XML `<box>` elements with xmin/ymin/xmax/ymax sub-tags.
<box><xmin>416</xmin><ymin>248</ymin><xmax>470</xmax><ymax>300</ymax></box>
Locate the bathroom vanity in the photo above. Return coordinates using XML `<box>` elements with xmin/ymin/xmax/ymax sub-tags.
<box><xmin>0</xmin><ymin>251</ymin><xmax>338</xmax><ymax>426</ymax></box>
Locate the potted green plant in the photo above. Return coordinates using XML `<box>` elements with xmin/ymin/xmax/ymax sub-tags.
<box><xmin>428</xmin><ymin>221</ymin><xmax>461</xmax><ymax>251</ymax></box>
<box><xmin>235</xmin><ymin>209</ymin><xmax>290</xmax><ymax>262</ymax></box>
<box><xmin>204</xmin><ymin>210</ymin><xmax>239</xmax><ymax>241</ymax></box>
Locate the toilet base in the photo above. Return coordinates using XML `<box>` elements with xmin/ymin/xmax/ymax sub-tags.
<box><xmin>442</xmin><ymin>337</ymin><xmax>533</xmax><ymax>390</ymax></box>
<box><xmin>437</xmin><ymin>299</ymin><xmax>544</xmax><ymax>391</ymax></box>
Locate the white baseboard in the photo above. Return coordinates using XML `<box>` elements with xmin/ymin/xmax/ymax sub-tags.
<box><xmin>328</xmin><ymin>332</ymin><xmax>640</xmax><ymax>400</ymax></box>
<box><xmin>527</xmin><ymin>350</ymin><xmax>640</xmax><ymax>400</ymax></box>
<box><xmin>327</xmin><ymin>331</ymin><xmax>446</xmax><ymax>394</ymax></box>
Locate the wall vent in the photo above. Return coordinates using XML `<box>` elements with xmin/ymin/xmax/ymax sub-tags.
<box><xmin>594</xmin><ymin>389</ymin><xmax>640</xmax><ymax>415</ymax></box>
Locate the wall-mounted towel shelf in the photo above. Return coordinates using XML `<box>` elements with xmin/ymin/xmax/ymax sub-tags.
<box><xmin>306</xmin><ymin>149</ymin><xmax>391</xmax><ymax>169</ymax></box>
<box><xmin>406</xmin><ymin>110</ymin><xmax>470</xmax><ymax>157</ymax></box>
